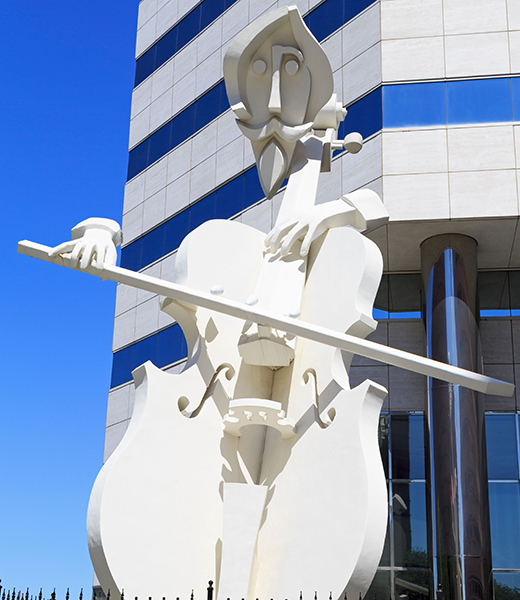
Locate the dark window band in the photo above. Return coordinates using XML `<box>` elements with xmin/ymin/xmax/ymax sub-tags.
<box><xmin>135</xmin><ymin>0</ymin><xmax>238</xmax><ymax>87</ymax></box>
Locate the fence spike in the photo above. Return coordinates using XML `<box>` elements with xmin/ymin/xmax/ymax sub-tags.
<box><xmin>66</xmin><ymin>588</ymin><xmax>70</xmax><ymax>600</ymax></box>
<box><xmin>329</xmin><ymin>593</ymin><xmax>332</xmax><ymax>600</ymax></box>
<box><xmin>121</xmin><ymin>590</ymin><xmax>124</xmax><ymax>600</ymax></box>
<box><xmin>80</xmin><ymin>590</ymin><xmax>83</xmax><ymax>600</ymax></box>
<box><xmin>207</xmin><ymin>581</ymin><xmax>213</xmax><ymax>600</ymax></box>
<box><xmin>39</xmin><ymin>588</ymin><xmax>43</xmax><ymax>600</ymax></box>
<box><xmin>26</xmin><ymin>588</ymin><xmax>29</xmax><ymax>600</ymax></box>
<box><xmin>299</xmin><ymin>592</ymin><xmax>303</xmax><ymax>600</ymax></box>
<box><xmin>314</xmin><ymin>592</ymin><xmax>318</xmax><ymax>600</ymax></box>
<box><xmin>107</xmin><ymin>590</ymin><xmax>110</xmax><ymax>600</ymax></box>
<box><xmin>191</xmin><ymin>590</ymin><xmax>194</xmax><ymax>600</ymax></box>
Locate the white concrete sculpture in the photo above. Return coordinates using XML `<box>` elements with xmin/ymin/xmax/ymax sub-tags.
<box><xmin>17</xmin><ymin>6</ymin><xmax>514</xmax><ymax>600</ymax></box>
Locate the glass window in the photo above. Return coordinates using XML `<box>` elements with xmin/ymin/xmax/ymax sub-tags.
<box><xmin>171</xmin><ymin>103</ymin><xmax>196</xmax><ymax>150</ymax></box>
<box><xmin>189</xmin><ymin>193</ymin><xmax>216</xmax><ymax>231</ymax></box>
<box><xmin>395</xmin><ymin>571</ymin><xmax>430</xmax><ymax>600</ymax></box>
<box><xmin>140</xmin><ymin>225</ymin><xmax>166</xmax><ymax>268</ymax></box>
<box><xmin>127</xmin><ymin>139</ymin><xmax>150</xmax><ymax>181</ymax></box>
<box><xmin>393</xmin><ymin>482</ymin><xmax>428</xmax><ymax>567</ymax></box>
<box><xmin>194</xmin><ymin>82</ymin><xmax>223</xmax><ymax>132</ymax></box>
<box><xmin>392</xmin><ymin>415</ymin><xmax>426</xmax><ymax>480</ymax></box>
<box><xmin>120</xmin><ymin>238</ymin><xmax>143</xmax><ymax>271</ymax></box>
<box><xmin>200</xmin><ymin>0</ymin><xmax>225</xmax><ymax>31</ymax></box>
<box><xmin>489</xmin><ymin>482</ymin><xmax>520</xmax><ymax>568</ymax></box>
<box><xmin>486</xmin><ymin>414</ymin><xmax>519</xmax><ymax>480</ymax></box>
<box><xmin>176</xmin><ymin>5</ymin><xmax>202</xmax><ymax>50</ymax></box>
<box><xmin>364</xmin><ymin>569</ymin><xmax>390</xmax><ymax>600</ymax></box>
<box><xmin>511</xmin><ymin>76</ymin><xmax>520</xmax><ymax>122</ymax></box>
<box><xmin>243</xmin><ymin>168</ymin><xmax>264</xmax><ymax>209</ymax></box>
<box><xmin>216</xmin><ymin>175</ymin><xmax>244</xmax><ymax>219</ymax></box>
<box><xmin>164</xmin><ymin>209</ymin><xmax>189</xmax><ymax>255</ymax></box>
<box><xmin>379</xmin><ymin>414</ymin><xmax>390</xmax><ymax>479</ymax></box>
<box><xmin>343</xmin><ymin>87</ymin><xmax>383</xmax><ymax>141</ymax></box>
<box><xmin>134</xmin><ymin>334</ymin><xmax>159</xmax><ymax>370</ymax></box>
<box><xmin>494</xmin><ymin>573</ymin><xmax>520</xmax><ymax>600</ymax></box>
<box><xmin>509</xmin><ymin>271</ymin><xmax>520</xmax><ymax>313</ymax></box>
<box><xmin>304</xmin><ymin>0</ymin><xmax>344</xmax><ymax>42</ymax></box>
<box><xmin>148</xmin><ymin>123</ymin><xmax>173</xmax><ymax>166</ymax></box>
<box><xmin>111</xmin><ymin>345</ymin><xmax>135</xmax><ymax>388</ymax></box>
<box><xmin>446</xmin><ymin>78</ymin><xmax>513</xmax><ymax>125</ymax></box>
<box><xmin>134</xmin><ymin>46</ymin><xmax>157</xmax><ymax>87</ymax></box>
<box><xmin>383</xmin><ymin>82</ymin><xmax>446</xmax><ymax>129</ymax></box>
<box><xmin>157</xmin><ymin>324</ymin><xmax>187</xmax><ymax>367</ymax></box>
<box><xmin>478</xmin><ymin>271</ymin><xmax>510</xmax><ymax>312</ymax></box>
<box><xmin>155</xmin><ymin>28</ymin><xmax>178</xmax><ymax>69</ymax></box>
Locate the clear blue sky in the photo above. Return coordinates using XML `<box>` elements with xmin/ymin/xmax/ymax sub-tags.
<box><xmin>1</xmin><ymin>1</ymin><xmax>138</xmax><ymax>596</ymax></box>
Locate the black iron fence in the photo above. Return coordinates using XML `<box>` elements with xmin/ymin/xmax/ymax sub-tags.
<box><xmin>0</xmin><ymin>582</ymin><xmax>83</xmax><ymax>600</ymax></box>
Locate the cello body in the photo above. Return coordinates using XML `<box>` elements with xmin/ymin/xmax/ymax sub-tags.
<box><xmin>87</xmin><ymin>218</ymin><xmax>388</xmax><ymax>600</ymax></box>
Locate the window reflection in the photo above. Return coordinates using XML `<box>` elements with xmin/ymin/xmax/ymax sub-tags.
<box><xmin>493</xmin><ymin>573</ymin><xmax>520</xmax><ymax>600</ymax></box>
<box><xmin>393</xmin><ymin>482</ymin><xmax>428</xmax><ymax>568</ymax></box>
<box><xmin>364</xmin><ymin>570</ymin><xmax>390</xmax><ymax>600</ymax></box>
<box><xmin>486</xmin><ymin>414</ymin><xmax>519</xmax><ymax>480</ymax></box>
<box><xmin>392</xmin><ymin>415</ymin><xmax>426</xmax><ymax>480</ymax></box>
<box><xmin>489</xmin><ymin>482</ymin><xmax>520</xmax><ymax>568</ymax></box>
<box><xmin>395</xmin><ymin>571</ymin><xmax>430</xmax><ymax>600</ymax></box>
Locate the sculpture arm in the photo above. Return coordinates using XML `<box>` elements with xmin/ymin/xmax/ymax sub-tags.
<box><xmin>265</xmin><ymin>189</ymin><xmax>389</xmax><ymax>257</ymax></box>
<box><xmin>48</xmin><ymin>217</ymin><xmax>122</xmax><ymax>271</ymax></box>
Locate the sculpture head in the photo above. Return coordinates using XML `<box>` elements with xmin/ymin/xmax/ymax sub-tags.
<box><xmin>223</xmin><ymin>6</ymin><xmax>334</xmax><ymax>198</ymax></box>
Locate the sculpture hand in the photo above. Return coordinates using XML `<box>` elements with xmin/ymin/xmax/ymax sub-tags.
<box><xmin>48</xmin><ymin>217</ymin><xmax>122</xmax><ymax>272</ymax></box>
<box><xmin>265</xmin><ymin>200</ymin><xmax>356</xmax><ymax>257</ymax></box>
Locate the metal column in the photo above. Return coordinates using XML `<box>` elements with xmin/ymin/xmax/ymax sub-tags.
<box><xmin>421</xmin><ymin>234</ymin><xmax>492</xmax><ymax>600</ymax></box>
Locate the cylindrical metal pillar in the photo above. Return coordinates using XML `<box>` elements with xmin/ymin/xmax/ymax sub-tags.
<box><xmin>421</xmin><ymin>234</ymin><xmax>492</xmax><ymax>600</ymax></box>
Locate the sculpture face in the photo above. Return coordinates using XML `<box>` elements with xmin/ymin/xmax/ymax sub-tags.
<box><xmin>223</xmin><ymin>6</ymin><xmax>334</xmax><ymax>198</ymax></box>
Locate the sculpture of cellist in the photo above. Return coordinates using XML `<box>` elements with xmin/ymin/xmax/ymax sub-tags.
<box><xmin>18</xmin><ymin>6</ymin><xmax>514</xmax><ymax>600</ymax></box>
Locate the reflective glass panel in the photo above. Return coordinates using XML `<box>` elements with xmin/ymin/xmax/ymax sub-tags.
<box><xmin>489</xmin><ymin>482</ymin><xmax>520</xmax><ymax>568</ymax></box>
<box><xmin>157</xmin><ymin>324</ymin><xmax>187</xmax><ymax>366</ymax></box>
<box><xmin>486</xmin><ymin>414</ymin><xmax>519</xmax><ymax>480</ymax></box>
<box><xmin>304</xmin><ymin>0</ymin><xmax>344</xmax><ymax>42</ymax></box>
<box><xmin>383</xmin><ymin>82</ymin><xmax>446</xmax><ymax>129</ymax></box>
<box><xmin>140</xmin><ymin>225</ymin><xmax>166</xmax><ymax>268</ymax></box>
<box><xmin>493</xmin><ymin>573</ymin><xmax>520</xmax><ymax>600</ymax></box>
<box><xmin>120</xmin><ymin>238</ymin><xmax>143</xmax><ymax>271</ymax></box>
<box><xmin>379</xmin><ymin>414</ymin><xmax>389</xmax><ymax>479</ymax></box>
<box><xmin>364</xmin><ymin>569</ymin><xmax>390</xmax><ymax>600</ymax></box>
<box><xmin>164</xmin><ymin>209</ymin><xmax>190</xmax><ymax>255</ymax></box>
<box><xmin>512</xmin><ymin>76</ymin><xmax>520</xmax><ymax>122</ymax></box>
<box><xmin>111</xmin><ymin>345</ymin><xmax>135</xmax><ymax>388</ymax></box>
<box><xmin>395</xmin><ymin>571</ymin><xmax>430</xmax><ymax>600</ymax></box>
<box><xmin>134</xmin><ymin>334</ymin><xmax>159</xmax><ymax>369</ymax></box>
<box><xmin>342</xmin><ymin>87</ymin><xmax>382</xmax><ymax>141</ymax></box>
<box><xmin>478</xmin><ymin>271</ymin><xmax>510</xmax><ymax>311</ymax></box>
<box><xmin>216</xmin><ymin>175</ymin><xmax>244</xmax><ymax>219</ymax></box>
<box><xmin>393</xmin><ymin>482</ymin><xmax>428</xmax><ymax>567</ymax></box>
<box><xmin>243</xmin><ymin>168</ymin><xmax>264</xmax><ymax>209</ymax></box>
<box><xmin>446</xmin><ymin>78</ymin><xmax>513</xmax><ymax>125</ymax></box>
<box><xmin>392</xmin><ymin>415</ymin><xmax>426</xmax><ymax>480</ymax></box>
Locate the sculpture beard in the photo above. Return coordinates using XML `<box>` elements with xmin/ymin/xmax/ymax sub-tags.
<box><xmin>237</xmin><ymin>118</ymin><xmax>313</xmax><ymax>199</ymax></box>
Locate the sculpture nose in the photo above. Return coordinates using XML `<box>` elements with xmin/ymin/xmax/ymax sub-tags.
<box><xmin>268</xmin><ymin>70</ymin><xmax>282</xmax><ymax>116</ymax></box>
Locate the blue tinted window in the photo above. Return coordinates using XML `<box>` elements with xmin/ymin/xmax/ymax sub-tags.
<box><xmin>158</xmin><ymin>324</ymin><xmax>187</xmax><ymax>366</ymax></box>
<box><xmin>155</xmin><ymin>28</ymin><xmax>178</xmax><ymax>67</ymax></box>
<box><xmin>447</xmin><ymin>78</ymin><xmax>512</xmax><ymax>125</ymax></box>
<box><xmin>194</xmin><ymin>82</ymin><xmax>224</xmax><ymax>132</ymax></box>
<box><xmin>120</xmin><ymin>238</ymin><xmax>143</xmax><ymax>271</ymax></box>
<box><xmin>111</xmin><ymin>325</ymin><xmax>188</xmax><ymax>388</ymax></box>
<box><xmin>392</xmin><ymin>415</ymin><xmax>426</xmax><ymax>480</ymax></box>
<box><xmin>200</xmin><ymin>0</ymin><xmax>224</xmax><ymax>30</ymax></box>
<box><xmin>243</xmin><ymin>168</ymin><xmax>264</xmax><ymax>209</ymax></box>
<box><xmin>343</xmin><ymin>87</ymin><xmax>383</xmax><ymax>140</ymax></box>
<box><xmin>383</xmin><ymin>82</ymin><xmax>446</xmax><ymax>128</ymax></box>
<box><xmin>127</xmin><ymin>139</ymin><xmax>150</xmax><ymax>180</ymax></box>
<box><xmin>134</xmin><ymin>46</ymin><xmax>157</xmax><ymax>87</ymax></box>
<box><xmin>148</xmin><ymin>123</ymin><xmax>172</xmax><ymax>166</ymax></box>
<box><xmin>164</xmin><ymin>209</ymin><xmax>190</xmax><ymax>255</ymax></box>
<box><xmin>512</xmin><ymin>77</ymin><xmax>520</xmax><ymax>121</ymax></box>
<box><xmin>140</xmin><ymin>225</ymin><xmax>166</xmax><ymax>268</ymax></box>
<box><xmin>134</xmin><ymin>334</ymin><xmax>159</xmax><ymax>369</ymax></box>
<box><xmin>489</xmin><ymin>482</ymin><xmax>520</xmax><ymax>568</ymax></box>
<box><xmin>345</xmin><ymin>0</ymin><xmax>372</xmax><ymax>22</ymax></box>
<box><xmin>189</xmin><ymin>193</ymin><xmax>216</xmax><ymax>231</ymax></box>
<box><xmin>392</xmin><ymin>482</ymin><xmax>428</xmax><ymax>567</ymax></box>
<box><xmin>177</xmin><ymin>5</ymin><xmax>202</xmax><ymax>49</ymax></box>
<box><xmin>216</xmin><ymin>175</ymin><xmax>244</xmax><ymax>219</ymax></box>
<box><xmin>110</xmin><ymin>345</ymin><xmax>135</xmax><ymax>388</ymax></box>
<box><xmin>494</xmin><ymin>573</ymin><xmax>520</xmax><ymax>599</ymax></box>
<box><xmin>486</xmin><ymin>414</ymin><xmax>519</xmax><ymax>480</ymax></box>
<box><xmin>304</xmin><ymin>0</ymin><xmax>343</xmax><ymax>42</ymax></box>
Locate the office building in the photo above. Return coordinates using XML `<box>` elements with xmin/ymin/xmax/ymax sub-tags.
<box><xmin>104</xmin><ymin>0</ymin><xmax>520</xmax><ymax>597</ymax></box>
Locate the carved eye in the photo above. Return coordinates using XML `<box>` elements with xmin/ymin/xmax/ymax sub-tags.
<box><xmin>284</xmin><ymin>60</ymin><xmax>299</xmax><ymax>75</ymax></box>
<box><xmin>253</xmin><ymin>59</ymin><xmax>267</xmax><ymax>74</ymax></box>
